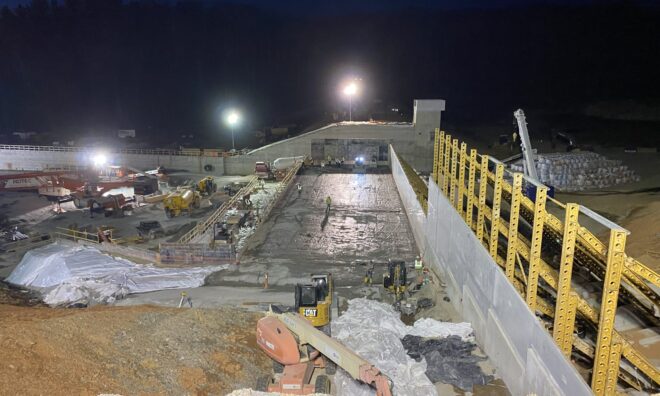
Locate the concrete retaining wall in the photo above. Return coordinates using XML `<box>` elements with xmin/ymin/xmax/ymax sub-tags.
<box><xmin>0</xmin><ymin>148</ymin><xmax>225</xmax><ymax>175</ymax></box>
<box><xmin>389</xmin><ymin>147</ymin><xmax>592</xmax><ymax>396</ymax></box>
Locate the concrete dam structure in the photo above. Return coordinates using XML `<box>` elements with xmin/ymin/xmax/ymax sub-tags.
<box><xmin>0</xmin><ymin>99</ymin><xmax>658</xmax><ymax>395</ymax></box>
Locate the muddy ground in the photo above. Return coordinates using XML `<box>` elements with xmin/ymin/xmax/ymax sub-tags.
<box><xmin>0</xmin><ymin>303</ymin><xmax>270</xmax><ymax>395</ymax></box>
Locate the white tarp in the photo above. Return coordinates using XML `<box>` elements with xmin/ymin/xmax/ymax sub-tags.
<box><xmin>331</xmin><ymin>298</ymin><xmax>473</xmax><ymax>396</ymax></box>
<box><xmin>7</xmin><ymin>241</ymin><xmax>228</xmax><ymax>306</ymax></box>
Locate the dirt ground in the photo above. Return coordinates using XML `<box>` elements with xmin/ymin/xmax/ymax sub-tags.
<box><xmin>0</xmin><ymin>303</ymin><xmax>270</xmax><ymax>396</ymax></box>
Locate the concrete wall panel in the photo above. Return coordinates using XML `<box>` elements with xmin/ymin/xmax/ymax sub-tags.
<box><xmin>390</xmin><ymin>148</ymin><xmax>592</xmax><ymax>396</ymax></box>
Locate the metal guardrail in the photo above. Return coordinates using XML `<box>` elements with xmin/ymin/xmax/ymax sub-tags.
<box><xmin>0</xmin><ymin>144</ymin><xmax>243</xmax><ymax>157</ymax></box>
<box><xmin>178</xmin><ymin>177</ymin><xmax>259</xmax><ymax>244</ymax></box>
<box><xmin>432</xmin><ymin>129</ymin><xmax>660</xmax><ymax>394</ymax></box>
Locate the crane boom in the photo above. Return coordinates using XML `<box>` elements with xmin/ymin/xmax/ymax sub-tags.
<box><xmin>514</xmin><ymin>108</ymin><xmax>539</xmax><ymax>181</ymax></box>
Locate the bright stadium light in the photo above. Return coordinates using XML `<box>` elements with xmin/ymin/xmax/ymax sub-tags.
<box><xmin>225</xmin><ymin>110</ymin><xmax>241</xmax><ymax>151</ymax></box>
<box><xmin>342</xmin><ymin>80</ymin><xmax>360</xmax><ymax>121</ymax></box>
<box><xmin>92</xmin><ymin>152</ymin><xmax>107</xmax><ymax>167</ymax></box>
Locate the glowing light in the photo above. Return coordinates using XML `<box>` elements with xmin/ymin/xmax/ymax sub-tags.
<box><xmin>343</xmin><ymin>82</ymin><xmax>358</xmax><ymax>96</ymax></box>
<box><xmin>226</xmin><ymin>110</ymin><xmax>240</xmax><ymax>126</ymax></box>
<box><xmin>92</xmin><ymin>153</ymin><xmax>107</xmax><ymax>167</ymax></box>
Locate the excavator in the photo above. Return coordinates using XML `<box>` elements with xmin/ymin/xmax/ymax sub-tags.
<box><xmin>256</xmin><ymin>308</ymin><xmax>393</xmax><ymax>395</ymax></box>
<box><xmin>294</xmin><ymin>273</ymin><xmax>333</xmax><ymax>333</ymax></box>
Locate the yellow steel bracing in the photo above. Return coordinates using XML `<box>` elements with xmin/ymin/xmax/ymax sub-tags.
<box><xmin>433</xmin><ymin>128</ymin><xmax>440</xmax><ymax>183</ymax></box>
<box><xmin>526</xmin><ymin>186</ymin><xmax>547</xmax><ymax>311</ymax></box>
<box><xmin>457</xmin><ymin>143</ymin><xmax>467</xmax><ymax>218</ymax></box>
<box><xmin>606</xmin><ymin>341</ymin><xmax>623</xmax><ymax>395</ymax></box>
<box><xmin>443</xmin><ymin>134</ymin><xmax>451</xmax><ymax>195</ymax></box>
<box><xmin>592</xmin><ymin>230</ymin><xmax>627</xmax><ymax>395</ymax></box>
<box><xmin>437</xmin><ymin>130</ymin><xmax>445</xmax><ymax>185</ymax></box>
<box><xmin>466</xmin><ymin>149</ymin><xmax>478</xmax><ymax>229</ymax></box>
<box><xmin>476</xmin><ymin>155</ymin><xmax>489</xmax><ymax>241</ymax></box>
<box><xmin>489</xmin><ymin>164</ymin><xmax>504</xmax><ymax>260</ymax></box>
<box><xmin>431</xmin><ymin>137</ymin><xmax>660</xmax><ymax>391</ymax></box>
<box><xmin>449</xmin><ymin>139</ymin><xmax>459</xmax><ymax>207</ymax></box>
<box><xmin>505</xmin><ymin>173</ymin><xmax>523</xmax><ymax>281</ymax></box>
<box><xmin>553</xmin><ymin>203</ymin><xmax>580</xmax><ymax>357</ymax></box>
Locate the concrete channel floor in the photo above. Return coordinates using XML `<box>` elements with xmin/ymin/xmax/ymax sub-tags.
<box><xmin>207</xmin><ymin>170</ymin><xmax>419</xmax><ymax>292</ymax></box>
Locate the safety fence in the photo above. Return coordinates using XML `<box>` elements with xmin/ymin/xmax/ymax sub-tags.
<box><xmin>159</xmin><ymin>243</ymin><xmax>235</xmax><ymax>265</ymax></box>
<box><xmin>432</xmin><ymin>129</ymin><xmax>660</xmax><ymax>394</ymax></box>
<box><xmin>178</xmin><ymin>177</ymin><xmax>259</xmax><ymax>244</ymax></box>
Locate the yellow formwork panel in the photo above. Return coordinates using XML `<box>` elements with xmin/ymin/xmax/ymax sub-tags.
<box><xmin>466</xmin><ymin>149</ymin><xmax>478</xmax><ymax>230</ymax></box>
<box><xmin>449</xmin><ymin>139</ymin><xmax>459</xmax><ymax>208</ymax></box>
<box><xmin>443</xmin><ymin>134</ymin><xmax>452</xmax><ymax>195</ymax></box>
<box><xmin>592</xmin><ymin>229</ymin><xmax>627</xmax><ymax>395</ymax></box>
<box><xmin>526</xmin><ymin>186</ymin><xmax>547</xmax><ymax>311</ymax></box>
<box><xmin>432</xmin><ymin>128</ymin><xmax>440</xmax><ymax>183</ymax></box>
<box><xmin>489</xmin><ymin>164</ymin><xmax>504</xmax><ymax>260</ymax></box>
<box><xmin>553</xmin><ymin>203</ymin><xmax>580</xmax><ymax>357</ymax></box>
<box><xmin>457</xmin><ymin>143</ymin><xmax>467</xmax><ymax>218</ymax></box>
<box><xmin>437</xmin><ymin>130</ymin><xmax>445</xmax><ymax>183</ymax></box>
<box><xmin>505</xmin><ymin>173</ymin><xmax>523</xmax><ymax>281</ymax></box>
<box><xmin>476</xmin><ymin>155</ymin><xmax>489</xmax><ymax>243</ymax></box>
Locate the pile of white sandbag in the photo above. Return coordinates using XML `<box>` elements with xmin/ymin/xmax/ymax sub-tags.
<box><xmin>510</xmin><ymin>152</ymin><xmax>639</xmax><ymax>191</ymax></box>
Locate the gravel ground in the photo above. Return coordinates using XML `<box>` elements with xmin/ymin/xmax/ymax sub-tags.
<box><xmin>0</xmin><ymin>303</ymin><xmax>270</xmax><ymax>395</ymax></box>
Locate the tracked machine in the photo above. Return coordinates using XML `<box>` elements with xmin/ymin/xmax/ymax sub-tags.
<box><xmin>294</xmin><ymin>273</ymin><xmax>333</xmax><ymax>333</ymax></box>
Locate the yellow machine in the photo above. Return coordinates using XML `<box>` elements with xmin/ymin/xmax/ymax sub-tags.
<box><xmin>383</xmin><ymin>260</ymin><xmax>407</xmax><ymax>301</ymax></box>
<box><xmin>163</xmin><ymin>188</ymin><xmax>201</xmax><ymax>218</ymax></box>
<box><xmin>197</xmin><ymin>176</ymin><xmax>217</xmax><ymax>196</ymax></box>
<box><xmin>294</xmin><ymin>273</ymin><xmax>333</xmax><ymax>332</ymax></box>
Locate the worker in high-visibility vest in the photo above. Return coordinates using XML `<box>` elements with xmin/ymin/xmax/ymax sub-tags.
<box><xmin>414</xmin><ymin>255</ymin><xmax>424</xmax><ymax>276</ymax></box>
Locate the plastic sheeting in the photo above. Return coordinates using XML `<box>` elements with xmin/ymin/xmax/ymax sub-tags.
<box><xmin>402</xmin><ymin>334</ymin><xmax>493</xmax><ymax>390</ymax></box>
<box><xmin>331</xmin><ymin>298</ymin><xmax>474</xmax><ymax>396</ymax></box>
<box><xmin>7</xmin><ymin>241</ymin><xmax>228</xmax><ymax>306</ymax></box>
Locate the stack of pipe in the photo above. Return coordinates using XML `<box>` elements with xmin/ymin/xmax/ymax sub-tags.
<box><xmin>510</xmin><ymin>152</ymin><xmax>639</xmax><ymax>191</ymax></box>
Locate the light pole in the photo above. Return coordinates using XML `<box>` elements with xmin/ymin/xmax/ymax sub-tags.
<box><xmin>226</xmin><ymin>110</ymin><xmax>240</xmax><ymax>151</ymax></box>
<box><xmin>343</xmin><ymin>82</ymin><xmax>358</xmax><ymax>121</ymax></box>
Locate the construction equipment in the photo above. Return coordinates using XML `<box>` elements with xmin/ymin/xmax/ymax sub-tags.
<box><xmin>513</xmin><ymin>109</ymin><xmax>555</xmax><ymax>199</ymax></box>
<box><xmin>294</xmin><ymin>273</ymin><xmax>333</xmax><ymax>331</ymax></box>
<box><xmin>196</xmin><ymin>176</ymin><xmax>217</xmax><ymax>196</ymax></box>
<box><xmin>256</xmin><ymin>309</ymin><xmax>392</xmax><ymax>395</ymax></box>
<box><xmin>255</xmin><ymin>161</ymin><xmax>275</xmax><ymax>180</ymax></box>
<box><xmin>136</xmin><ymin>221</ymin><xmax>165</xmax><ymax>240</ymax></box>
<box><xmin>383</xmin><ymin>260</ymin><xmax>407</xmax><ymax>300</ymax></box>
<box><xmin>162</xmin><ymin>188</ymin><xmax>201</xmax><ymax>218</ymax></box>
<box><xmin>88</xmin><ymin>194</ymin><xmax>133</xmax><ymax>217</ymax></box>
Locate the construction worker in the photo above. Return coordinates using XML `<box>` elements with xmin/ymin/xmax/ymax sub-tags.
<box><xmin>414</xmin><ymin>255</ymin><xmax>424</xmax><ymax>276</ymax></box>
<box><xmin>511</xmin><ymin>131</ymin><xmax>519</xmax><ymax>152</ymax></box>
<box><xmin>263</xmin><ymin>272</ymin><xmax>269</xmax><ymax>289</ymax></box>
<box><xmin>325</xmin><ymin>196</ymin><xmax>332</xmax><ymax>212</ymax></box>
<box><xmin>296</xmin><ymin>183</ymin><xmax>302</xmax><ymax>195</ymax></box>
<box><xmin>363</xmin><ymin>261</ymin><xmax>374</xmax><ymax>286</ymax></box>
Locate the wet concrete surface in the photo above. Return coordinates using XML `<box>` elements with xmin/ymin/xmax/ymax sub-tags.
<box><xmin>207</xmin><ymin>170</ymin><xmax>418</xmax><ymax>290</ymax></box>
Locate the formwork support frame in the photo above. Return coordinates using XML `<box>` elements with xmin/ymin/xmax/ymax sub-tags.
<box><xmin>433</xmin><ymin>128</ymin><xmax>441</xmax><ymax>183</ymax></box>
<box><xmin>525</xmin><ymin>186</ymin><xmax>547</xmax><ymax>311</ymax></box>
<box><xmin>476</xmin><ymin>155</ymin><xmax>489</xmax><ymax>243</ymax></box>
<box><xmin>443</xmin><ymin>134</ymin><xmax>451</xmax><ymax>194</ymax></box>
<box><xmin>449</xmin><ymin>139</ymin><xmax>459</xmax><ymax>207</ymax></box>
<box><xmin>553</xmin><ymin>203</ymin><xmax>580</xmax><ymax>357</ymax></box>
<box><xmin>465</xmin><ymin>149</ymin><xmax>477</xmax><ymax>229</ymax></box>
<box><xmin>489</xmin><ymin>164</ymin><xmax>504</xmax><ymax>259</ymax></box>
<box><xmin>457</xmin><ymin>143</ymin><xmax>467</xmax><ymax>217</ymax></box>
<box><xmin>505</xmin><ymin>173</ymin><xmax>523</xmax><ymax>281</ymax></box>
<box><xmin>591</xmin><ymin>229</ymin><xmax>627</xmax><ymax>395</ymax></box>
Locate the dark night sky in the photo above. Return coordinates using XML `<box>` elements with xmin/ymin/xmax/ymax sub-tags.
<box><xmin>0</xmin><ymin>0</ymin><xmax>658</xmax><ymax>146</ymax></box>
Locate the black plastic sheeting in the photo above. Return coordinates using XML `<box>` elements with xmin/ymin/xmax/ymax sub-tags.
<box><xmin>401</xmin><ymin>334</ymin><xmax>494</xmax><ymax>391</ymax></box>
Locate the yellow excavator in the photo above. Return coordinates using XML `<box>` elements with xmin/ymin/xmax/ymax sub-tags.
<box><xmin>294</xmin><ymin>273</ymin><xmax>333</xmax><ymax>333</ymax></box>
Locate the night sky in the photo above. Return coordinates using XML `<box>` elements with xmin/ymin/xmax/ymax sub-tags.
<box><xmin>0</xmin><ymin>0</ymin><xmax>658</xmax><ymax>146</ymax></box>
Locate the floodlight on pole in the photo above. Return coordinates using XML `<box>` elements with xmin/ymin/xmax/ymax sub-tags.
<box><xmin>225</xmin><ymin>110</ymin><xmax>241</xmax><ymax>151</ymax></box>
<box><xmin>343</xmin><ymin>81</ymin><xmax>358</xmax><ymax>121</ymax></box>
